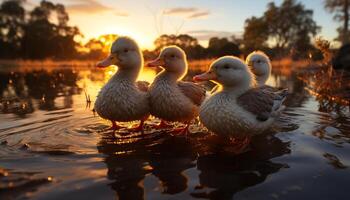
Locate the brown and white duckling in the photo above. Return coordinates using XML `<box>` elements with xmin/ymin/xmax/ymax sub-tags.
<box><xmin>94</xmin><ymin>37</ymin><xmax>150</xmax><ymax>132</ymax></box>
<box><xmin>147</xmin><ymin>45</ymin><xmax>205</xmax><ymax>134</ymax></box>
<box><xmin>193</xmin><ymin>56</ymin><xmax>287</xmax><ymax>152</ymax></box>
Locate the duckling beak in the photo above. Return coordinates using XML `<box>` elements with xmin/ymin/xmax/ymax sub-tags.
<box><xmin>193</xmin><ymin>71</ymin><xmax>217</xmax><ymax>82</ymax></box>
<box><xmin>147</xmin><ymin>58</ymin><xmax>164</xmax><ymax>67</ymax></box>
<box><xmin>97</xmin><ymin>55</ymin><xmax>117</xmax><ymax>68</ymax></box>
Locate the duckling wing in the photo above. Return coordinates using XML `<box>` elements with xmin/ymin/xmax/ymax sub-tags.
<box><xmin>178</xmin><ymin>81</ymin><xmax>206</xmax><ymax>106</ymax></box>
<box><xmin>237</xmin><ymin>87</ymin><xmax>277</xmax><ymax>121</ymax></box>
<box><xmin>136</xmin><ymin>81</ymin><xmax>150</xmax><ymax>92</ymax></box>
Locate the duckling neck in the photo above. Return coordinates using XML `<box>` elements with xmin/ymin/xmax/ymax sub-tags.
<box><xmin>112</xmin><ymin>68</ymin><xmax>140</xmax><ymax>82</ymax></box>
<box><xmin>257</xmin><ymin>74</ymin><xmax>269</xmax><ymax>86</ymax></box>
<box><xmin>156</xmin><ymin>70</ymin><xmax>182</xmax><ymax>83</ymax></box>
<box><xmin>222</xmin><ymin>77</ymin><xmax>255</xmax><ymax>97</ymax></box>
<box><xmin>222</xmin><ymin>84</ymin><xmax>251</xmax><ymax>97</ymax></box>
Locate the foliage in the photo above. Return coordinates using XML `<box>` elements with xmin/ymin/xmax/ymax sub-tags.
<box><xmin>153</xmin><ymin>34</ymin><xmax>206</xmax><ymax>59</ymax></box>
<box><xmin>0</xmin><ymin>0</ymin><xmax>25</xmax><ymax>58</ymax></box>
<box><xmin>242</xmin><ymin>17</ymin><xmax>269</xmax><ymax>54</ymax></box>
<box><xmin>324</xmin><ymin>0</ymin><xmax>350</xmax><ymax>44</ymax></box>
<box><xmin>153</xmin><ymin>34</ymin><xmax>240</xmax><ymax>60</ymax></box>
<box><xmin>242</xmin><ymin>0</ymin><xmax>320</xmax><ymax>59</ymax></box>
<box><xmin>207</xmin><ymin>37</ymin><xmax>241</xmax><ymax>57</ymax></box>
<box><xmin>0</xmin><ymin>0</ymin><xmax>81</xmax><ymax>59</ymax></box>
<box><xmin>83</xmin><ymin>34</ymin><xmax>118</xmax><ymax>60</ymax></box>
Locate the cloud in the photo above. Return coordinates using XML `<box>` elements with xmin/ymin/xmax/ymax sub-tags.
<box><xmin>188</xmin><ymin>11</ymin><xmax>210</xmax><ymax>19</ymax></box>
<box><xmin>66</xmin><ymin>0</ymin><xmax>128</xmax><ymax>16</ymax></box>
<box><xmin>187</xmin><ymin>30</ymin><xmax>242</xmax><ymax>40</ymax></box>
<box><xmin>163</xmin><ymin>7</ymin><xmax>210</xmax><ymax>19</ymax></box>
<box><xmin>164</xmin><ymin>7</ymin><xmax>198</xmax><ymax>15</ymax></box>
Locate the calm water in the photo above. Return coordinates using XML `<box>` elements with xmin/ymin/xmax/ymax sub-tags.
<box><xmin>0</xmin><ymin>64</ymin><xmax>349</xmax><ymax>200</ymax></box>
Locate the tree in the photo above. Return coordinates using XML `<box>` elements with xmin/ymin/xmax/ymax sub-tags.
<box><xmin>154</xmin><ymin>34</ymin><xmax>199</xmax><ymax>51</ymax></box>
<box><xmin>324</xmin><ymin>0</ymin><xmax>350</xmax><ymax>44</ymax></box>
<box><xmin>83</xmin><ymin>34</ymin><xmax>118</xmax><ymax>60</ymax></box>
<box><xmin>242</xmin><ymin>0</ymin><xmax>320</xmax><ymax>58</ymax></box>
<box><xmin>153</xmin><ymin>34</ymin><xmax>205</xmax><ymax>59</ymax></box>
<box><xmin>21</xmin><ymin>0</ymin><xmax>81</xmax><ymax>59</ymax></box>
<box><xmin>264</xmin><ymin>0</ymin><xmax>320</xmax><ymax>53</ymax></box>
<box><xmin>0</xmin><ymin>0</ymin><xmax>25</xmax><ymax>58</ymax></box>
<box><xmin>207</xmin><ymin>37</ymin><xmax>241</xmax><ymax>57</ymax></box>
<box><xmin>242</xmin><ymin>17</ymin><xmax>269</xmax><ymax>53</ymax></box>
<box><xmin>0</xmin><ymin>0</ymin><xmax>81</xmax><ymax>59</ymax></box>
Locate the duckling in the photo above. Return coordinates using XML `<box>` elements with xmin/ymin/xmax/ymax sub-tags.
<box><xmin>246</xmin><ymin>51</ymin><xmax>288</xmax><ymax>99</ymax></box>
<box><xmin>193</xmin><ymin>56</ymin><xmax>287</xmax><ymax>152</ymax></box>
<box><xmin>147</xmin><ymin>46</ymin><xmax>205</xmax><ymax>134</ymax></box>
<box><xmin>210</xmin><ymin>51</ymin><xmax>271</xmax><ymax>94</ymax></box>
<box><xmin>94</xmin><ymin>37</ymin><xmax>149</xmax><ymax>132</ymax></box>
<box><xmin>246</xmin><ymin>51</ymin><xmax>271</xmax><ymax>86</ymax></box>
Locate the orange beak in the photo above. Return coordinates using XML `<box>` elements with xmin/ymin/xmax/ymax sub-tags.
<box><xmin>147</xmin><ymin>58</ymin><xmax>165</xmax><ymax>67</ymax></box>
<box><xmin>96</xmin><ymin>55</ymin><xmax>115</xmax><ymax>68</ymax></box>
<box><xmin>193</xmin><ymin>71</ymin><xmax>217</xmax><ymax>82</ymax></box>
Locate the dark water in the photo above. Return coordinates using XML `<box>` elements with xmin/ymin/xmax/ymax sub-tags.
<box><xmin>0</xmin><ymin>65</ymin><xmax>349</xmax><ymax>200</ymax></box>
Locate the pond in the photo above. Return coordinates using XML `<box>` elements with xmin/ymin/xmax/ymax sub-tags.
<box><xmin>0</xmin><ymin>63</ymin><xmax>349</xmax><ymax>200</ymax></box>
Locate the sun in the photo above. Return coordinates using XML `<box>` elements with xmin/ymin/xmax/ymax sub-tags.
<box><xmin>92</xmin><ymin>25</ymin><xmax>154</xmax><ymax>50</ymax></box>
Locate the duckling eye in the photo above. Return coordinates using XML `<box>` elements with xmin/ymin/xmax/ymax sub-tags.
<box><xmin>124</xmin><ymin>49</ymin><xmax>129</xmax><ymax>53</ymax></box>
<box><xmin>223</xmin><ymin>65</ymin><xmax>230</xmax><ymax>69</ymax></box>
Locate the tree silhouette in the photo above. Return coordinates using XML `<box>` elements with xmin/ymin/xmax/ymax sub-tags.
<box><xmin>207</xmin><ymin>37</ymin><xmax>241</xmax><ymax>57</ymax></box>
<box><xmin>0</xmin><ymin>0</ymin><xmax>25</xmax><ymax>58</ymax></box>
<box><xmin>21</xmin><ymin>0</ymin><xmax>80</xmax><ymax>59</ymax></box>
<box><xmin>242</xmin><ymin>0</ymin><xmax>319</xmax><ymax>58</ymax></box>
<box><xmin>83</xmin><ymin>34</ymin><xmax>118</xmax><ymax>59</ymax></box>
<box><xmin>242</xmin><ymin>17</ymin><xmax>269</xmax><ymax>53</ymax></box>
<box><xmin>0</xmin><ymin>0</ymin><xmax>81</xmax><ymax>59</ymax></box>
<box><xmin>153</xmin><ymin>34</ymin><xmax>205</xmax><ymax>59</ymax></box>
<box><xmin>324</xmin><ymin>0</ymin><xmax>350</xmax><ymax>44</ymax></box>
<box><xmin>265</xmin><ymin>0</ymin><xmax>320</xmax><ymax>55</ymax></box>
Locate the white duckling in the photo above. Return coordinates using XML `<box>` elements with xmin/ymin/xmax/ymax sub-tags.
<box><xmin>246</xmin><ymin>51</ymin><xmax>271</xmax><ymax>86</ymax></box>
<box><xmin>210</xmin><ymin>51</ymin><xmax>272</xmax><ymax>94</ymax></box>
<box><xmin>246</xmin><ymin>51</ymin><xmax>288</xmax><ymax>101</ymax></box>
<box><xmin>147</xmin><ymin>45</ymin><xmax>206</xmax><ymax>134</ymax></box>
<box><xmin>94</xmin><ymin>37</ymin><xmax>149</xmax><ymax>132</ymax></box>
<box><xmin>193</xmin><ymin>56</ymin><xmax>287</xmax><ymax>151</ymax></box>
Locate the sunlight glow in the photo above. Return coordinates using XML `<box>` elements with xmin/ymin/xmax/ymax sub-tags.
<box><xmin>99</xmin><ymin>27</ymin><xmax>153</xmax><ymax>49</ymax></box>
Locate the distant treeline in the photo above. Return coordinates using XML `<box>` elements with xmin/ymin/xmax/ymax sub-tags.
<box><xmin>0</xmin><ymin>0</ymin><xmax>80</xmax><ymax>59</ymax></box>
<box><xmin>0</xmin><ymin>0</ymin><xmax>349</xmax><ymax>61</ymax></box>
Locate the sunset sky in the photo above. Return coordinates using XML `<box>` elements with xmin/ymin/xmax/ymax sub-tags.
<box><xmin>29</xmin><ymin>0</ymin><xmax>338</xmax><ymax>49</ymax></box>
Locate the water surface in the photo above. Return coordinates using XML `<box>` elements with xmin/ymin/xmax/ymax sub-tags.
<box><xmin>0</xmin><ymin>64</ymin><xmax>349</xmax><ymax>200</ymax></box>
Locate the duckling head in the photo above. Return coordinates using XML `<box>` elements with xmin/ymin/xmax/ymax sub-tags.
<box><xmin>246</xmin><ymin>51</ymin><xmax>271</xmax><ymax>85</ymax></box>
<box><xmin>147</xmin><ymin>45</ymin><xmax>187</xmax><ymax>79</ymax></box>
<box><xmin>194</xmin><ymin>56</ymin><xmax>256</xmax><ymax>90</ymax></box>
<box><xmin>96</xmin><ymin>36</ymin><xmax>143</xmax><ymax>70</ymax></box>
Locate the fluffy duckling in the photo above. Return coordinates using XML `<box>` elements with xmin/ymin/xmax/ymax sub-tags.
<box><xmin>94</xmin><ymin>37</ymin><xmax>149</xmax><ymax>132</ymax></box>
<box><xmin>193</xmin><ymin>56</ymin><xmax>287</xmax><ymax>151</ymax></box>
<box><xmin>210</xmin><ymin>51</ymin><xmax>271</xmax><ymax>94</ymax></box>
<box><xmin>246</xmin><ymin>51</ymin><xmax>288</xmax><ymax>99</ymax></box>
<box><xmin>147</xmin><ymin>46</ymin><xmax>206</xmax><ymax>134</ymax></box>
<box><xmin>245</xmin><ymin>51</ymin><xmax>271</xmax><ymax>86</ymax></box>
